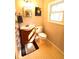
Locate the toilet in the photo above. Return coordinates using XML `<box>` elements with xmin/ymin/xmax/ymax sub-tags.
<box><xmin>35</xmin><ymin>26</ymin><xmax>47</xmax><ymax>43</ymax></box>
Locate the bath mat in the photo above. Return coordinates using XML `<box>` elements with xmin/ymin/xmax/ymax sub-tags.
<box><xmin>21</xmin><ymin>42</ymin><xmax>39</xmax><ymax>56</ymax></box>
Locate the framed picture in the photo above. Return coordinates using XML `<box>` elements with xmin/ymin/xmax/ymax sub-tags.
<box><xmin>35</xmin><ymin>7</ymin><xmax>41</xmax><ymax>16</ymax></box>
<box><xmin>22</xmin><ymin>7</ymin><xmax>32</xmax><ymax>17</ymax></box>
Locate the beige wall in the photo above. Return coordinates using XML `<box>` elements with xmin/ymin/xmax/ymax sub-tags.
<box><xmin>43</xmin><ymin>0</ymin><xmax>64</xmax><ymax>52</ymax></box>
<box><xmin>15</xmin><ymin>0</ymin><xmax>44</xmax><ymax>26</ymax></box>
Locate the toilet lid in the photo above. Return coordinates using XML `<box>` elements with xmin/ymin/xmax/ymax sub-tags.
<box><xmin>38</xmin><ymin>33</ymin><xmax>47</xmax><ymax>38</ymax></box>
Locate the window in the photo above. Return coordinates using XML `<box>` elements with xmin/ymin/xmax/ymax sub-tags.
<box><xmin>48</xmin><ymin>1</ymin><xmax>64</xmax><ymax>25</ymax></box>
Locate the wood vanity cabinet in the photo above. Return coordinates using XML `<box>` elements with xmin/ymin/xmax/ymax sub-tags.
<box><xmin>20</xmin><ymin>29</ymin><xmax>33</xmax><ymax>47</ymax></box>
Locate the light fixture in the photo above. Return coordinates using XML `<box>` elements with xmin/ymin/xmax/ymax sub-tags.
<box><xmin>24</xmin><ymin>0</ymin><xmax>28</xmax><ymax>2</ymax></box>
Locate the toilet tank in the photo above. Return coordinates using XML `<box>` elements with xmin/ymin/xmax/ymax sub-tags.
<box><xmin>36</xmin><ymin>26</ymin><xmax>43</xmax><ymax>33</ymax></box>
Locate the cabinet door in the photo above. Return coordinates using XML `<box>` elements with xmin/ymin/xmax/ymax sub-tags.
<box><xmin>20</xmin><ymin>29</ymin><xmax>32</xmax><ymax>46</ymax></box>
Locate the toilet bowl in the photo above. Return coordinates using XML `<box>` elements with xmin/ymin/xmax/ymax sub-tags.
<box><xmin>38</xmin><ymin>33</ymin><xmax>47</xmax><ymax>39</ymax></box>
<box><xmin>38</xmin><ymin>32</ymin><xmax>47</xmax><ymax>44</ymax></box>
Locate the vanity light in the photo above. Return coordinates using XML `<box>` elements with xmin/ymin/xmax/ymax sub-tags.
<box><xmin>24</xmin><ymin>0</ymin><xmax>28</xmax><ymax>2</ymax></box>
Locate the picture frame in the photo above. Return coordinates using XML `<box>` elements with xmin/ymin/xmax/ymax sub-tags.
<box><xmin>35</xmin><ymin>7</ymin><xmax>41</xmax><ymax>16</ymax></box>
<box><xmin>22</xmin><ymin>7</ymin><xmax>32</xmax><ymax>17</ymax></box>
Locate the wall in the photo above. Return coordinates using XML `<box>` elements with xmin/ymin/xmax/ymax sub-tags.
<box><xmin>43</xmin><ymin>0</ymin><xmax>64</xmax><ymax>52</ymax></box>
<box><xmin>15</xmin><ymin>0</ymin><xmax>44</xmax><ymax>26</ymax></box>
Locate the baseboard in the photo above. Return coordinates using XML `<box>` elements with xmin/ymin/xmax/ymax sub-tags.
<box><xmin>47</xmin><ymin>39</ymin><xmax>64</xmax><ymax>55</ymax></box>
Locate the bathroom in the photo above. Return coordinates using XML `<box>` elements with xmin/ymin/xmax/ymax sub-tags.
<box><xmin>15</xmin><ymin>0</ymin><xmax>64</xmax><ymax>59</ymax></box>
